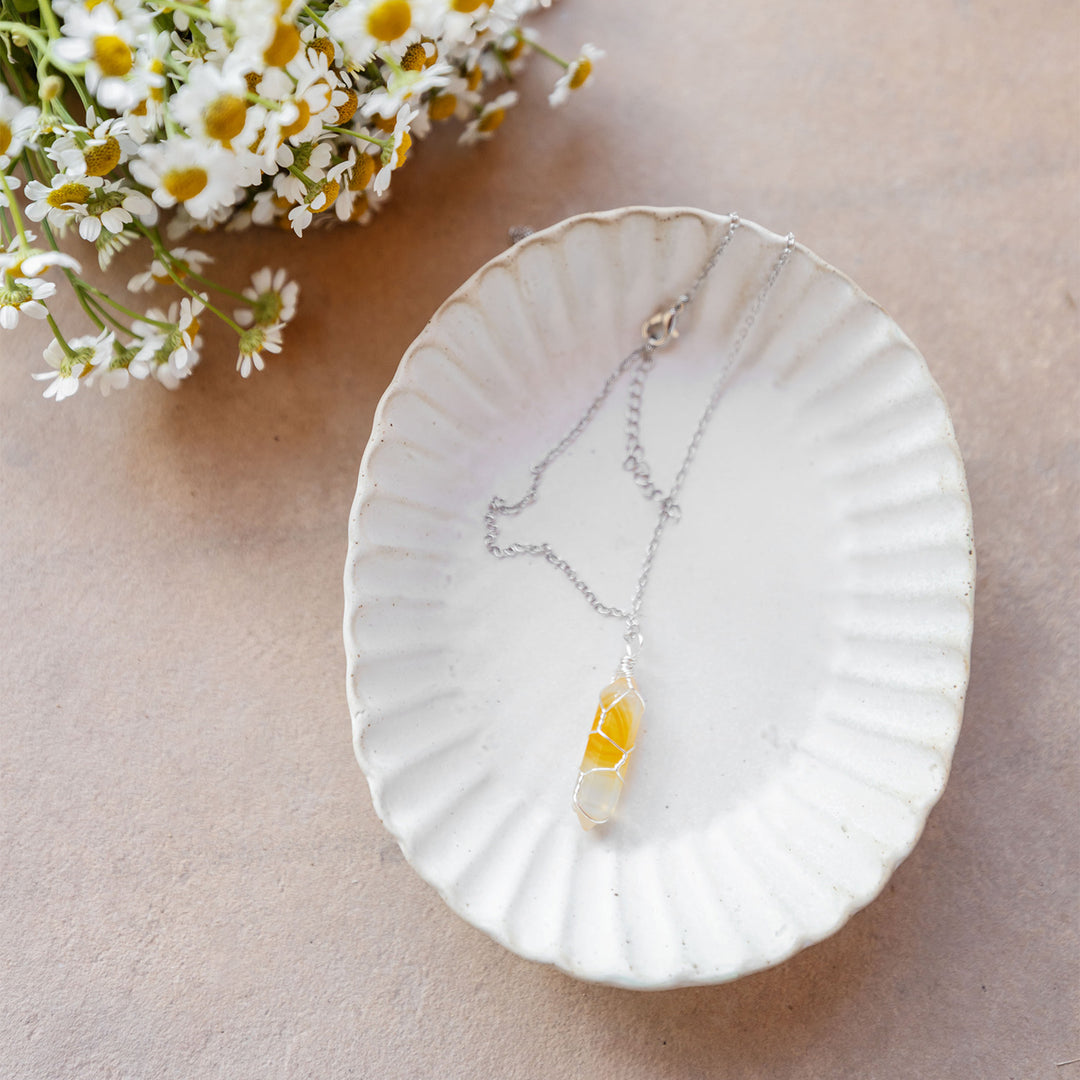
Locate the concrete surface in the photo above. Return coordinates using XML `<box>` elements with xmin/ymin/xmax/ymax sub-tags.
<box><xmin>1</xmin><ymin>1</ymin><xmax>1077</xmax><ymax>1077</ymax></box>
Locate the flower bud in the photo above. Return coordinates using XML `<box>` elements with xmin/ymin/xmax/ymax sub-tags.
<box><xmin>39</xmin><ymin>76</ymin><xmax>63</xmax><ymax>102</ymax></box>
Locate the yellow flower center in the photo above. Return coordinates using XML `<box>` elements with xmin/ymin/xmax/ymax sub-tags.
<box><xmin>400</xmin><ymin>42</ymin><xmax>427</xmax><ymax>71</ymax></box>
<box><xmin>335</xmin><ymin>88</ymin><xmax>359</xmax><ymax>125</ymax></box>
<box><xmin>83</xmin><ymin>135</ymin><xmax>122</xmax><ymax>176</ymax></box>
<box><xmin>0</xmin><ymin>122</ymin><xmax>11</xmax><ymax>156</ymax></box>
<box><xmin>307</xmin><ymin>35</ymin><xmax>335</xmax><ymax>63</ymax></box>
<box><xmin>162</xmin><ymin>167</ymin><xmax>208</xmax><ymax>203</ymax></box>
<box><xmin>245</xmin><ymin>71</ymin><xmax>261</xmax><ymax>95</ymax></box>
<box><xmin>395</xmin><ymin>131</ymin><xmax>412</xmax><ymax>166</ymax></box>
<box><xmin>366</xmin><ymin>0</ymin><xmax>411</xmax><ymax>43</ymax></box>
<box><xmin>466</xmin><ymin>66</ymin><xmax>482</xmax><ymax>91</ymax></box>
<box><xmin>186</xmin><ymin>315</ymin><xmax>201</xmax><ymax>340</ymax></box>
<box><xmin>264</xmin><ymin>19</ymin><xmax>301</xmax><ymax>67</ymax></box>
<box><xmin>427</xmin><ymin>93</ymin><xmax>456</xmax><ymax>122</ymax></box>
<box><xmin>569</xmin><ymin>57</ymin><xmax>592</xmax><ymax>89</ymax></box>
<box><xmin>314</xmin><ymin>178</ymin><xmax>339</xmax><ymax>211</ymax></box>
<box><xmin>93</xmin><ymin>34</ymin><xmax>132</xmax><ymax>77</ymax></box>
<box><xmin>279</xmin><ymin>100</ymin><xmax>312</xmax><ymax>141</ymax></box>
<box><xmin>46</xmin><ymin>182</ymin><xmax>91</xmax><ymax>208</ymax></box>
<box><xmin>349</xmin><ymin>153</ymin><xmax>375</xmax><ymax>190</ymax></box>
<box><xmin>203</xmin><ymin>94</ymin><xmax>248</xmax><ymax>145</ymax></box>
<box><xmin>504</xmin><ymin>38</ymin><xmax>525</xmax><ymax>61</ymax></box>
<box><xmin>373</xmin><ymin>113</ymin><xmax>396</xmax><ymax>133</ymax></box>
<box><xmin>477</xmin><ymin>107</ymin><xmax>505</xmax><ymax>133</ymax></box>
<box><xmin>451</xmin><ymin>0</ymin><xmax>487</xmax><ymax>11</ymax></box>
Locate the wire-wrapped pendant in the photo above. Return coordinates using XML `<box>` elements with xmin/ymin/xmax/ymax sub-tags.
<box><xmin>572</xmin><ymin>675</ymin><xmax>645</xmax><ymax>830</ymax></box>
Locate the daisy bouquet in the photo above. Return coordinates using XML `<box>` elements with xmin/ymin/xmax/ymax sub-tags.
<box><xmin>0</xmin><ymin>0</ymin><xmax>601</xmax><ymax>401</ymax></box>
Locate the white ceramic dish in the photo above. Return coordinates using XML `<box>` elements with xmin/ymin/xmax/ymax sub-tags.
<box><xmin>344</xmin><ymin>207</ymin><xmax>975</xmax><ymax>989</ymax></box>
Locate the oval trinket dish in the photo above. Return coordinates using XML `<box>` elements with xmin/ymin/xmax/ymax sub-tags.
<box><xmin>344</xmin><ymin>207</ymin><xmax>975</xmax><ymax>989</ymax></box>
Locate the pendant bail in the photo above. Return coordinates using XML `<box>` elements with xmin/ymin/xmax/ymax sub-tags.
<box><xmin>618</xmin><ymin>621</ymin><xmax>644</xmax><ymax>676</ymax></box>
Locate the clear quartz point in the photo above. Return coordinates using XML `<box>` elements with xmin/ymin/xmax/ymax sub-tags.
<box><xmin>572</xmin><ymin>675</ymin><xmax>645</xmax><ymax>830</ymax></box>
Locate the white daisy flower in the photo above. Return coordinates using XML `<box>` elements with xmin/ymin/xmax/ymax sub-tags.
<box><xmin>89</xmin><ymin>338</ymin><xmax>146</xmax><ymax>396</ymax></box>
<box><xmin>234</xmin><ymin>267</ymin><xmax>300</xmax><ymax>329</ymax></box>
<box><xmin>0</xmin><ymin>86</ymin><xmax>40</xmax><ymax>167</ymax></box>
<box><xmin>128</xmin><ymin>246</ymin><xmax>213</xmax><ymax>293</ymax></box>
<box><xmin>423</xmin><ymin>75</ymin><xmax>479</xmax><ymax>124</ymax></box>
<box><xmin>236</xmin><ymin>321</ymin><xmax>283</xmax><ymax>377</ymax></box>
<box><xmin>299</xmin><ymin>23</ymin><xmax>341</xmax><ymax>67</ymax></box>
<box><xmin>478</xmin><ymin>29</ymin><xmax>529</xmax><ymax>81</ymax></box>
<box><xmin>260</xmin><ymin>60</ymin><xmax>335</xmax><ymax>151</ymax></box>
<box><xmin>52</xmin><ymin>3</ymin><xmax>155</xmax><ymax>111</ymax></box>
<box><xmin>549</xmin><ymin>43</ymin><xmax>603</xmax><ymax>107</ymax></box>
<box><xmin>131</xmin><ymin>294</ymin><xmax>205</xmax><ymax>388</ymax></box>
<box><xmin>272</xmin><ymin>134</ymin><xmax>335</xmax><ymax>203</ymax></box>
<box><xmin>121</xmin><ymin>32</ymin><xmax>171</xmax><ymax>144</ymax></box>
<box><xmin>0</xmin><ymin>274</ymin><xmax>55</xmax><ymax>330</ymax></box>
<box><xmin>459</xmin><ymin>90</ymin><xmax>517</xmax><ymax>145</ymax></box>
<box><xmin>325</xmin><ymin>0</ymin><xmax>421</xmax><ymax>69</ymax></box>
<box><xmin>287</xmin><ymin>155</ymin><xmax>350</xmax><ymax>235</ymax></box>
<box><xmin>32</xmin><ymin>330</ymin><xmax>114</xmax><ymax>402</ymax></box>
<box><xmin>372</xmin><ymin>103</ymin><xmax>417</xmax><ymax>194</ymax></box>
<box><xmin>24</xmin><ymin>172</ymin><xmax>104</xmax><ymax>229</ymax></box>
<box><xmin>76</xmin><ymin>180</ymin><xmax>156</xmax><ymax>242</ymax></box>
<box><xmin>48</xmin><ymin>109</ymin><xmax>137</xmax><ymax>177</ymax></box>
<box><xmin>169</xmin><ymin>59</ymin><xmax>265</xmax><ymax>151</ymax></box>
<box><xmin>129</xmin><ymin>137</ymin><xmax>247</xmax><ymax>221</ymax></box>
<box><xmin>361</xmin><ymin>55</ymin><xmax>454</xmax><ymax>120</ymax></box>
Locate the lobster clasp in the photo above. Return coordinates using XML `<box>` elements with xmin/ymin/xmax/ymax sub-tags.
<box><xmin>642</xmin><ymin>297</ymin><xmax>686</xmax><ymax>349</ymax></box>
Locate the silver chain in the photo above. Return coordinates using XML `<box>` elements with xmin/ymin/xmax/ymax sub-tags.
<box><xmin>484</xmin><ymin>214</ymin><xmax>796</xmax><ymax>673</ymax></box>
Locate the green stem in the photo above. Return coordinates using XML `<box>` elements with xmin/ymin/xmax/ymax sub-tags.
<box><xmin>287</xmin><ymin>163</ymin><xmax>316</xmax><ymax>191</ymax></box>
<box><xmin>74</xmin><ymin>277</ymin><xmax>170</xmax><ymax>326</ymax></box>
<box><xmin>324</xmin><ymin>124</ymin><xmax>391</xmax><ymax>149</ymax></box>
<box><xmin>302</xmin><ymin>4</ymin><xmax>331</xmax><ymax>34</ymax></box>
<box><xmin>512</xmin><ymin>30</ymin><xmax>568</xmax><ymax>69</ymax></box>
<box><xmin>45</xmin><ymin>310</ymin><xmax>74</xmax><ymax>357</ymax></box>
<box><xmin>36</xmin><ymin>0</ymin><xmax>60</xmax><ymax>40</ymax></box>
<box><xmin>161</xmin><ymin>1</ymin><xmax>230</xmax><ymax>27</ymax></box>
<box><xmin>245</xmin><ymin>90</ymin><xmax>282</xmax><ymax>111</ymax></box>
<box><xmin>84</xmin><ymin>291</ymin><xmax>134</xmax><ymax>334</ymax></box>
<box><xmin>149</xmin><ymin>248</ymin><xmax>244</xmax><ymax>333</ymax></box>
<box><xmin>492</xmin><ymin>46</ymin><xmax>513</xmax><ymax>81</ymax></box>
<box><xmin>0</xmin><ymin>21</ymin><xmax>50</xmax><ymax>54</ymax></box>
<box><xmin>70</xmin><ymin>279</ymin><xmax>109</xmax><ymax>330</ymax></box>
<box><xmin>0</xmin><ymin>172</ymin><xmax>29</xmax><ymax>249</ymax></box>
<box><xmin>180</xmin><ymin>262</ymin><xmax>249</xmax><ymax>302</ymax></box>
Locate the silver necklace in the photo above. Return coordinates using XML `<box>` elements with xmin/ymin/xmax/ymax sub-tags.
<box><xmin>484</xmin><ymin>214</ymin><xmax>796</xmax><ymax>829</ymax></box>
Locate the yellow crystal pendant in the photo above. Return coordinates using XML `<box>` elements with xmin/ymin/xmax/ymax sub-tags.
<box><xmin>572</xmin><ymin>675</ymin><xmax>645</xmax><ymax>830</ymax></box>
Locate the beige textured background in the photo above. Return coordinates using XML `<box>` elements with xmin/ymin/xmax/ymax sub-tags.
<box><xmin>2</xmin><ymin>2</ymin><xmax>1078</xmax><ymax>1077</ymax></box>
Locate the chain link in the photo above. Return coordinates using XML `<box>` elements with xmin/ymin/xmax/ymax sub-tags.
<box><xmin>484</xmin><ymin>215</ymin><xmax>796</xmax><ymax>670</ymax></box>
